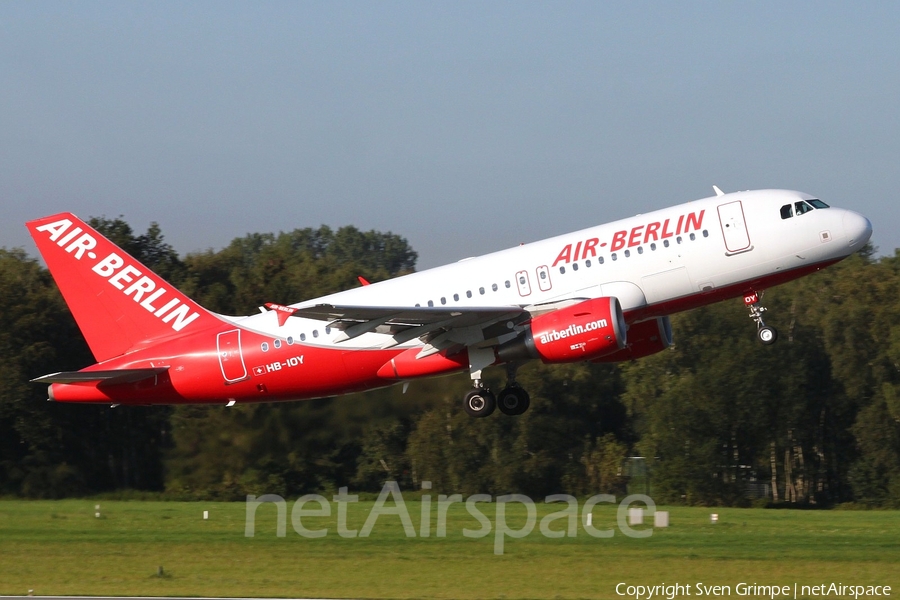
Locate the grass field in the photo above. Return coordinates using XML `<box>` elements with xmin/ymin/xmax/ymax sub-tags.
<box><xmin>0</xmin><ymin>498</ymin><xmax>897</xmax><ymax>599</ymax></box>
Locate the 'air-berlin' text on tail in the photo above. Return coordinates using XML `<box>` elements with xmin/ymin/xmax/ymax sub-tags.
<box><xmin>26</xmin><ymin>213</ymin><xmax>221</xmax><ymax>362</ymax></box>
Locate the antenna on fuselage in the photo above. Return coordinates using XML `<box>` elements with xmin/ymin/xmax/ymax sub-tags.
<box><xmin>713</xmin><ymin>185</ymin><xmax>725</xmax><ymax>196</ymax></box>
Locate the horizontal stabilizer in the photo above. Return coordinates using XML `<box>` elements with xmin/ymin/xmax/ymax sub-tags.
<box><xmin>32</xmin><ymin>368</ymin><xmax>169</xmax><ymax>385</ymax></box>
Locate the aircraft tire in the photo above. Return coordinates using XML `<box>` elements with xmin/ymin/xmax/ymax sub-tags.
<box><xmin>464</xmin><ymin>389</ymin><xmax>496</xmax><ymax>418</ymax></box>
<box><xmin>757</xmin><ymin>326</ymin><xmax>778</xmax><ymax>345</ymax></box>
<box><xmin>497</xmin><ymin>386</ymin><xmax>530</xmax><ymax>416</ymax></box>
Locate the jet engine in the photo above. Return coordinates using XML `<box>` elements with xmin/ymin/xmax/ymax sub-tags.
<box><xmin>497</xmin><ymin>297</ymin><xmax>626</xmax><ymax>363</ymax></box>
<box><xmin>592</xmin><ymin>316</ymin><xmax>673</xmax><ymax>363</ymax></box>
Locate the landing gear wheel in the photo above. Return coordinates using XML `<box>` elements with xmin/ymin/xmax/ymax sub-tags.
<box><xmin>757</xmin><ymin>326</ymin><xmax>778</xmax><ymax>345</ymax></box>
<box><xmin>497</xmin><ymin>386</ymin><xmax>531</xmax><ymax>416</ymax></box>
<box><xmin>463</xmin><ymin>389</ymin><xmax>496</xmax><ymax>418</ymax></box>
<box><xmin>745</xmin><ymin>291</ymin><xmax>778</xmax><ymax>346</ymax></box>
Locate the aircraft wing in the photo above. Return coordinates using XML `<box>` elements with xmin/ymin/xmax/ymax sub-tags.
<box><xmin>32</xmin><ymin>368</ymin><xmax>169</xmax><ymax>385</ymax></box>
<box><xmin>292</xmin><ymin>304</ymin><xmax>528</xmax><ymax>349</ymax></box>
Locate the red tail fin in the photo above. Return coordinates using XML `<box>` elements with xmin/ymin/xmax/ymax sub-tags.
<box><xmin>26</xmin><ymin>213</ymin><xmax>221</xmax><ymax>362</ymax></box>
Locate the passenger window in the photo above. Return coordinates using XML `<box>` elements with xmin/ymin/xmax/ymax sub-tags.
<box><xmin>599</xmin><ymin>256</ymin><xmax>604</xmax><ymax>264</ymax></box>
<box><xmin>703</xmin><ymin>230</ymin><xmax>709</xmax><ymax>237</ymax></box>
<box><xmin>287</xmin><ymin>336</ymin><xmax>294</xmax><ymax>345</ymax></box>
<box><xmin>505</xmin><ymin>280</ymin><xmax>511</xmax><ymax>288</ymax></box>
<box><xmin>519</xmin><ymin>275</ymin><xmax>526</xmax><ymax>284</ymax></box>
<box><xmin>466</xmin><ymin>291</ymin><xmax>472</xmax><ymax>298</ymax></box>
<box><xmin>440</xmin><ymin>297</ymin><xmax>446</xmax><ymax>305</ymax></box>
<box><xmin>491</xmin><ymin>283</ymin><xmax>498</xmax><ymax>292</ymax></box>
<box><xmin>637</xmin><ymin>246</ymin><xmax>644</xmax><ymax>254</ymax></box>
<box><xmin>651</xmin><ymin>243</ymin><xmax>657</xmax><ymax>250</ymax></box>
<box><xmin>690</xmin><ymin>233</ymin><xmax>696</xmax><ymax>241</ymax></box>
<box><xmin>572</xmin><ymin>263</ymin><xmax>579</xmax><ymax>271</ymax></box>
<box><xmin>539</xmin><ymin>271</ymin><xmax>547</xmax><ymax>279</ymax></box>
<box><xmin>585</xmin><ymin>259</ymin><xmax>591</xmax><ymax>267</ymax></box>
<box><xmin>624</xmin><ymin>250</ymin><xmax>630</xmax><ymax>257</ymax></box>
<box><xmin>611</xmin><ymin>253</ymin><xmax>618</xmax><ymax>261</ymax></box>
<box><xmin>428</xmin><ymin>300</ymin><xmax>434</xmax><ymax>307</ymax></box>
<box><xmin>312</xmin><ymin>330</ymin><xmax>319</xmax><ymax>338</ymax></box>
<box><xmin>479</xmin><ymin>287</ymin><xmax>485</xmax><ymax>295</ymax></box>
<box><xmin>677</xmin><ymin>236</ymin><xmax>683</xmax><ymax>244</ymax></box>
<box><xmin>261</xmin><ymin>342</ymin><xmax>269</xmax><ymax>352</ymax></box>
<box><xmin>559</xmin><ymin>266</ymin><xmax>566</xmax><ymax>274</ymax></box>
<box><xmin>274</xmin><ymin>339</ymin><xmax>282</xmax><ymax>349</ymax></box>
<box><xmin>781</xmin><ymin>204</ymin><xmax>793</xmax><ymax>219</ymax></box>
<box><xmin>795</xmin><ymin>201</ymin><xmax>812</xmax><ymax>215</ymax></box>
<box><xmin>453</xmin><ymin>293</ymin><xmax>459</xmax><ymax>301</ymax></box>
<box><xmin>300</xmin><ymin>333</ymin><xmax>306</xmax><ymax>341</ymax></box>
<box><xmin>664</xmin><ymin>240</ymin><xmax>670</xmax><ymax>247</ymax></box>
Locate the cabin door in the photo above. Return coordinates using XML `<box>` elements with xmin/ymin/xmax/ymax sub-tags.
<box><xmin>217</xmin><ymin>329</ymin><xmax>248</xmax><ymax>384</ymax></box>
<box><xmin>717</xmin><ymin>201</ymin><xmax>752</xmax><ymax>254</ymax></box>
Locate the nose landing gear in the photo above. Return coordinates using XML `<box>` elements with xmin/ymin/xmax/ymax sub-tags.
<box><xmin>745</xmin><ymin>291</ymin><xmax>778</xmax><ymax>345</ymax></box>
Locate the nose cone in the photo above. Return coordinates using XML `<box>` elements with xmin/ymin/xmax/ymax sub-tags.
<box><xmin>843</xmin><ymin>210</ymin><xmax>873</xmax><ymax>248</ymax></box>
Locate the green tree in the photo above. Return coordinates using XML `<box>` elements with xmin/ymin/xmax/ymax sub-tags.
<box><xmin>799</xmin><ymin>250</ymin><xmax>900</xmax><ymax>505</ymax></box>
<box><xmin>0</xmin><ymin>215</ymin><xmax>189</xmax><ymax>497</ymax></box>
<box><xmin>405</xmin><ymin>362</ymin><xmax>629</xmax><ymax>497</ymax></box>
<box><xmin>165</xmin><ymin>226</ymin><xmax>420</xmax><ymax>498</ymax></box>
<box><xmin>623</xmin><ymin>288</ymin><xmax>841</xmax><ymax>506</ymax></box>
<box><xmin>180</xmin><ymin>226</ymin><xmax>416</xmax><ymax>315</ymax></box>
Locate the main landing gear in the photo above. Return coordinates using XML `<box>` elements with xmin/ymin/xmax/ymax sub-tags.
<box><xmin>463</xmin><ymin>362</ymin><xmax>531</xmax><ymax>418</ymax></box>
<box><xmin>463</xmin><ymin>385</ymin><xmax>496</xmax><ymax>418</ymax></box>
<box><xmin>497</xmin><ymin>384</ymin><xmax>530</xmax><ymax>416</ymax></box>
<box><xmin>463</xmin><ymin>381</ymin><xmax>531</xmax><ymax>418</ymax></box>
<box><xmin>745</xmin><ymin>291</ymin><xmax>778</xmax><ymax>345</ymax></box>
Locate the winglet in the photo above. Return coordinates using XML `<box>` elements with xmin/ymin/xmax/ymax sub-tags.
<box><xmin>713</xmin><ymin>185</ymin><xmax>725</xmax><ymax>197</ymax></box>
<box><xmin>264</xmin><ymin>302</ymin><xmax>299</xmax><ymax>327</ymax></box>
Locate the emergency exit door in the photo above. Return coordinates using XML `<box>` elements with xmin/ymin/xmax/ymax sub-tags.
<box><xmin>515</xmin><ymin>270</ymin><xmax>532</xmax><ymax>296</ymax></box>
<box><xmin>717</xmin><ymin>201</ymin><xmax>752</xmax><ymax>254</ymax></box>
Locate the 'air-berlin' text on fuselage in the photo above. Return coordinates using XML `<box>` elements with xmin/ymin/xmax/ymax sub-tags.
<box><xmin>34</xmin><ymin>218</ymin><xmax>200</xmax><ymax>332</ymax></box>
<box><xmin>552</xmin><ymin>210</ymin><xmax>705</xmax><ymax>266</ymax></box>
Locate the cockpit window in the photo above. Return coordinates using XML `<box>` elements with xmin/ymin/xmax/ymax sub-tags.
<box><xmin>780</xmin><ymin>204</ymin><xmax>793</xmax><ymax>219</ymax></box>
<box><xmin>808</xmin><ymin>199</ymin><xmax>830</xmax><ymax>209</ymax></box>
<box><xmin>795</xmin><ymin>201</ymin><xmax>813</xmax><ymax>215</ymax></box>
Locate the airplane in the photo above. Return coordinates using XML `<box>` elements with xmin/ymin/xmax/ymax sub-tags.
<box><xmin>27</xmin><ymin>187</ymin><xmax>872</xmax><ymax>417</ymax></box>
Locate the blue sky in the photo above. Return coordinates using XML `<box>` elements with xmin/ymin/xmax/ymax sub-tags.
<box><xmin>2</xmin><ymin>2</ymin><xmax>897</xmax><ymax>269</ymax></box>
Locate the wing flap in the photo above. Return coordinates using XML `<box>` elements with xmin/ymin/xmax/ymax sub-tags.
<box><xmin>295</xmin><ymin>304</ymin><xmax>525</xmax><ymax>327</ymax></box>
<box><xmin>294</xmin><ymin>304</ymin><xmax>528</xmax><ymax>348</ymax></box>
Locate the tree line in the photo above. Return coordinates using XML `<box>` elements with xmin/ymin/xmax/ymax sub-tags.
<box><xmin>0</xmin><ymin>218</ymin><xmax>897</xmax><ymax>507</ymax></box>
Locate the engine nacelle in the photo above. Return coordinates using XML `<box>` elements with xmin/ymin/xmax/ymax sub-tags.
<box><xmin>497</xmin><ymin>297</ymin><xmax>626</xmax><ymax>364</ymax></box>
<box><xmin>593</xmin><ymin>316</ymin><xmax>673</xmax><ymax>363</ymax></box>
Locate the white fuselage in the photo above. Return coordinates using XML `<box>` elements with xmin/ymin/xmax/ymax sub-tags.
<box><xmin>228</xmin><ymin>189</ymin><xmax>871</xmax><ymax>349</ymax></box>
